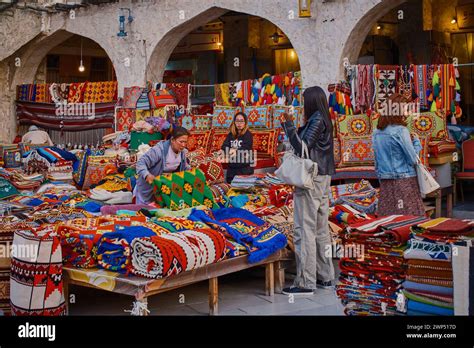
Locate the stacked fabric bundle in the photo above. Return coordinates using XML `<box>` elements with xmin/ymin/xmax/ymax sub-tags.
<box><xmin>397</xmin><ymin>218</ymin><xmax>474</xmax><ymax>316</ymax></box>
<box><xmin>10</xmin><ymin>171</ymin><xmax>44</xmax><ymax>190</ymax></box>
<box><xmin>47</xmin><ymin>160</ymin><xmax>74</xmax><ymax>182</ymax></box>
<box><xmin>401</xmin><ymin>236</ymin><xmax>455</xmax><ymax>316</ymax></box>
<box><xmin>329</xmin><ymin>180</ymin><xmax>379</xmax><ymax>214</ymax></box>
<box><xmin>410</xmin><ymin>218</ymin><xmax>474</xmax><ymax>243</ymax></box>
<box><xmin>336</xmin><ymin>215</ymin><xmax>430</xmax><ymax>316</ymax></box>
<box><xmin>231</xmin><ymin>175</ymin><xmax>260</xmax><ymax>189</ymax></box>
<box><xmin>189</xmin><ymin>208</ymin><xmax>287</xmax><ymax>263</ymax></box>
<box><xmin>337</xmin><ymin>248</ymin><xmax>406</xmax><ymax>315</ymax></box>
<box><xmin>130</xmin><ymin>228</ymin><xmax>226</xmax><ymax>279</ymax></box>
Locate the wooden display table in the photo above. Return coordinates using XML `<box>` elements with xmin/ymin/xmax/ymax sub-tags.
<box><xmin>63</xmin><ymin>249</ymin><xmax>294</xmax><ymax>316</ymax></box>
<box><xmin>425</xmin><ymin>186</ymin><xmax>453</xmax><ymax>218</ymax></box>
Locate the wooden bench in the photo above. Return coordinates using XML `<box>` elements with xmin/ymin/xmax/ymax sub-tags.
<box><xmin>63</xmin><ymin>249</ymin><xmax>294</xmax><ymax>315</ymax></box>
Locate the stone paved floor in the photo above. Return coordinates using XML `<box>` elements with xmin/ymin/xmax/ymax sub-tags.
<box><xmin>68</xmin><ymin>265</ymin><xmax>345</xmax><ymax>316</ymax></box>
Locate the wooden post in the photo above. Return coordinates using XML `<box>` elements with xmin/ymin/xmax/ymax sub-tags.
<box><xmin>265</xmin><ymin>262</ymin><xmax>274</xmax><ymax>296</ymax></box>
<box><xmin>435</xmin><ymin>190</ymin><xmax>442</xmax><ymax>218</ymax></box>
<box><xmin>274</xmin><ymin>261</ymin><xmax>285</xmax><ymax>294</ymax></box>
<box><xmin>63</xmin><ymin>273</ymin><xmax>69</xmax><ymax>315</ymax></box>
<box><xmin>209</xmin><ymin>277</ymin><xmax>218</xmax><ymax>315</ymax></box>
<box><xmin>447</xmin><ymin>187</ymin><xmax>453</xmax><ymax>218</ymax></box>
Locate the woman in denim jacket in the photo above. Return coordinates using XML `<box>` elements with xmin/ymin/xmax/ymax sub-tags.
<box><xmin>373</xmin><ymin>94</ymin><xmax>425</xmax><ymax>216</ymax></box>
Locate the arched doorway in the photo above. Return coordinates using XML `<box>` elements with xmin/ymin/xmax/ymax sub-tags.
<box><xmin>146</xmin><ymin>8</ymin><xmax>301</xmax><ymax>112</ymax></box>
<box><xmin>11</xmin><ymin>31</ymin><xmax>118</xmax><ymax>146</ymax></box>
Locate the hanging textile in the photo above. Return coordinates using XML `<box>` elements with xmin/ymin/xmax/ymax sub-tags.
<box><xmin>376</xmin><ymin>65</ymin><xmax>398</xmax><ymax>111</ymax></box>
<box><xmin>161</xmin><ymin>83</ymin><xmax>190</xmax><ymax>110</ymax></box>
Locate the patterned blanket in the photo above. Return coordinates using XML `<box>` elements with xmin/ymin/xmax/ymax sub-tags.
<box><xmin>188</xmin><ymin>208</ymin><xmax>287</xmax><ymax>263</ymax></box>
<box><xmin>130</xmin><ymin>229</ymin><xmax>226</xmax><ymax>279</ymax></box>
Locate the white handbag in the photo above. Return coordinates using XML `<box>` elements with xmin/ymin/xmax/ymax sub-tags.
<box><xmin>275</xmin><ymin>141</ymin><xmax>318</xmax><ymax>190</ymax></box>
<box><xmin>415</xmin><ymin>156</ymin><xmax>440</xmax><ymax>195</ymax></box>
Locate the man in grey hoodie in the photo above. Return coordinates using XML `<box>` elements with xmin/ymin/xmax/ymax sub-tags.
<box><xmin>134</xmin><ymin>126</ymin><xmax>191</xmax><ymax>204</ymax></box>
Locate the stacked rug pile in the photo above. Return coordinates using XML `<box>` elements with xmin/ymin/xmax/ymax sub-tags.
<box><xmin>336</xmin><ymin>215</ymin><xmax>430</xmax><ymax>316</ymax></box>
<box><xmin>398</xmin><ymin>218</ymin><xmax>474</xmax><ymax>316</ymax></box>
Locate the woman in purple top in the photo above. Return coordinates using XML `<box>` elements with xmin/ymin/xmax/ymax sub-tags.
<box><xmin>134</xmin><ymin>126</ymin><xmax>191</xmax><ymax>204</ymax></box>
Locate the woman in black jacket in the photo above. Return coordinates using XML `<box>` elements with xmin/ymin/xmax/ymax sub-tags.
<box><xmin>220</xmin><ymin>112</ymin><xmax>254</xmax><ymax>183</ymax></box>
<box><xmin>281</xmin><ymin>86</ymin><xmax>336</xmax><ymax>296</ymax></box>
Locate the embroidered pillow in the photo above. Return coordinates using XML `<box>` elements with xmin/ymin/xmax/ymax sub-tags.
<box><xmin>186</xmin><ymin>149</ymin><xmax>206</xmax><ymax>168</ymax></box>
<box><xmin>116</xmin><ymin>108</ymin><xmax>136</xmax><ymax>132</ymax></box>
<box><xmin>152</xmin><ymin>168</ymin><xmax>218</xmax><ymax>210</ymax></box>
<box><xmin>197</xmin><ymin>159</ymin><xmax>225</xmax><ymax>185</ymax></box>
<box><xmin>408</xmin><ymin>111</ymin><xmax>448</xmax><ymax>141</ymax></box>
<box><xmin>208</xmin><ymin>130</ymin><xmax>229</xmax><ymax>154</ymax></box>
<box><xmin>187</xmin><ymin>130</ymin><xmax>212</xmax><ymax>153</ymax></box>
<box><xmin>336</xmin><ymin>114</ymin><xmax>372</xmax><ymax>138</ymax></box>
<box><xmin>123</xmin><ymin>86</ymin><xmax>143</xmax><ymax>108</ymax></box>
<box><xmin>252</xmin><ymin>129</ymin><xmax>278</xmax><ymax>158</ymax></box>
<box><xmin>181</xmin><ymin>115</ymin><xmax>213</xmax><ymax>131</ymax></box>
<box><xmin>339</xmin><ymin>136</ymin><xmax>375</xmax><ymax>167</ymax></box>
<box><xmin>272</xmin><ymin>106</ymin><xmax>303</xmax><ymax>128</ymax></box>
<box><xmin>244</xmin><ymin>105</ymin><xmax>272</xmax><ymax>129</ymax></box>
<box><xmin>212</xmin><ymin>106</ymin><xmax>239</xmax><ymax>128</ymax></box>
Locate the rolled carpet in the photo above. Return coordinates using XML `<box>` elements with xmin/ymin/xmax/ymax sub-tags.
<box><xmin>130</xmin><ymin>229</ymin><xmax>226</xmax><ymax>279</ymax></box>
<box><xmin>97</xmin><ymin>225</ymin><xmax>157</xmax><ymax>273</ymax></box>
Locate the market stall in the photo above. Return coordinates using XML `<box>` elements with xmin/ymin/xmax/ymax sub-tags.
<box><xmin>1</xmin><ymin>69</ymin><xmax>472</xmax><ymax>317</ymax></box>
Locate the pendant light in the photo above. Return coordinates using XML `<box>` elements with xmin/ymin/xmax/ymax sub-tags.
<box><xmin>78</xmin><ymin>37</ymin><xmax>85</xmax><ymax>72</ymax></box>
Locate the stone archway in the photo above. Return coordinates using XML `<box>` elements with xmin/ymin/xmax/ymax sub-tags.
<box><xmin>338</xmin><ymin>0</ymin><xmax>408</xmax><ymax>78</ymax></box>
<box><xmin>1</xmin><ymin>29</ymin><xmax>121</xmax><ymax>142</ymax></box>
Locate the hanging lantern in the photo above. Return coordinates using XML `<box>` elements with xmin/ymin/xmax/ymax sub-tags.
<box><xmin>299</xmin><ymin>0</ymin><xmax>312</xmax><ymax>18</ymax></box>
<box><xmin>117</xmin><ymin>15</ymin><xmax>127</xmax><ymax>37</ymax></box>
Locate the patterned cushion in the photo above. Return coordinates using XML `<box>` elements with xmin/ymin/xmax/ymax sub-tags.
<box><xmin>197</xmin><ymin>159</ymin><xmax>225</xmax><ymax>185</ymax></box>
<box><xmin>208</xmin><ymin>130</ymin><xmax>228</xmax><ymax>154</ymax></box>
<box><xmin>82</xmin><ymin>156</ymin><xmax>117</xmax><ymax>190</ymax></box>
<box><xmin>186</xmin><ymin>149</ymin><xmax>206</xmax><ymax>168</ymax></box>
<box><xmin>68</xmin><ymin>82</ymin><xmax>87</xmax><ymax>104</ymax></box>
<box><xmin>135</xmin><ymin>110</ymin><xmax>152</xmax><ymax>122</ymax></box>
<box><xmin>148</xmin><ymin>89</ymin><xmax>176</xmax><ymax>109</ymax></box>
<box><xmin>152</xmin><ymin>168</ymin><xmax>218</xmax><ymax>210</ymax></box>
<box><xmin>336</xmin><ymin>114</ymin><xmax>372</xmax><ymax>138</ymax></box>
<box><xmin>187</xmin><ymin>130</ymin><xmax>212</xmax><ymax>153</ymax></box>
<box><xmin>408</xmin><ymin>112</ymin><xmax>448</xmax><ymax>141</ymax></box>
<box><xmin>272</xmin><ymin>106</ymin><xmax>303</xmax><ymax>128</ymax></box>
<box><xmin>334</xmin><ymin>138</ymin><xmax>341</xmax><ymax>166</ymax></box>
<box><xmin>212</xmin><ymin>106</ymin><xmax>239</xmax><ymax>128</ymax></box>
<box><xmin>116</xmin><ymin>108</ymin><xmax>135</xmax><ymax>132</ymax></box>
<box><xmin>252</xmin><ymin>129</ymin><xmax>278</xmax><ymax>157</ymax></box>
<box><xmin>123</xmin><ymin>86</ymin><xmax>143</xmax><ymax>108</ymax></box>
<box><xmin>339</xmin><ymin>136</ymin><xmax>375</xmax><ymax>167</ymax></box>
<box><xmin>244</xmin><ymin>105</ymin><xmax>272</xmax><ymax>129</ymax></box>
<box><xmin>180</xmin><ymin>115</ymin><xmax>212</xmax><ymax>131</ymax></box>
